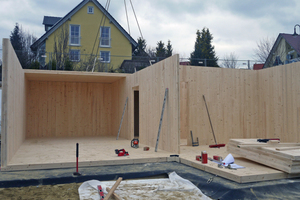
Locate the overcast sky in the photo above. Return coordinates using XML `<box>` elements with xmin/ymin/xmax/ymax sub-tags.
<box><xmin>1</xmin><ymin>0</ymin><xmax>300</xmax><ymax>62</ymax></box>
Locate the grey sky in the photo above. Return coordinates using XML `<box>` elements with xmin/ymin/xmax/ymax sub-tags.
<box><xmin>1</xmin><ymin>0</ymin><xmax>300</xmax><ymax>61</ymax></box>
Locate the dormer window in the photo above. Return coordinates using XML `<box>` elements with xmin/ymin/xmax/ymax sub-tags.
<box><xmin>88</xmin><ymin>6</ymin><xmax>94</xmax><ymax>14</ymax></box>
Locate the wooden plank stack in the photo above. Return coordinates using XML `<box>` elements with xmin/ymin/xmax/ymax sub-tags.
<box><xmin>227</xmin><ymin>139</ymin><xmax>300</xmax><ymax>174</ymax></box>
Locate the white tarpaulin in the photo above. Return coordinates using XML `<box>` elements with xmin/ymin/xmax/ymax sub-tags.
<box><xmin>78</xmin><ymin>172</ymin><xmax>211</xmax><ymax>200</ymax></box>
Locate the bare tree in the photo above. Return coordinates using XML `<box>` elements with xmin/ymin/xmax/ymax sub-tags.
<box><xmin>53</xmin><ymin>23</ymin><xmax>69</xmax><ymax>70</ymax></box>
<box><xmin>146</xmin><ymin>46</ymin><xmax>156</xmax><ymax>58</ymax></box>
<box><xmin>22</xmin><ymin>31</ymin><xmax>38</xmax><ymax>67</ymax></box>
<box><xmin>253</xmin><ymin>37</ymin><xmax>275</xmax><ymax>63</ymax></box>
<box><xmin>222</xmin><ymin>52</ymin><xmax>239</xmax><ymax>68</ymax></box>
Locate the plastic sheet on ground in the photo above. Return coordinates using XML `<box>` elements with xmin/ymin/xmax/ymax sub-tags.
<box><xmin>78</xmin><ymin>171</ymin><xmax>211</xmax><ymax>200</ymax></box>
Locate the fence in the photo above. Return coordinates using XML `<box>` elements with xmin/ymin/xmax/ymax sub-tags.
<box><xmin>12</xmin><ymin>49</ymin><xmax>262</xmax><ymax>72</ymax></box>
<box><xmin>179</xmin><ymin>57</ymin><xmax>262</xmax><ymax>70</ymax></box>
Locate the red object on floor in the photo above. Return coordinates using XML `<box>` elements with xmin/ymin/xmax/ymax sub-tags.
<box><xmin>213</xmin><ymin>155</ymin><xmax>222</xmax><ymax>160</ymax></box>
<box><xmin>97</xmin><ymin>185</ymin><xmax>105</xmax><ymax>200</ymax></box>
<box><xmin>201</xmin><ymin>151</ymin><xmax>208</xmax><ymax>164</ymax></box>
<box><xmin>196</xmin><ymin>155</ymin><xmax>201</xmax><ymax>161</ymax></box>
<box><xmin>209</xmin><ymin>144</ymin><xmax>226</xmax><ymax>148</ymax></box>
<box><xmin>115</xmin><ymin>149</ymin><xmax>129</xmax><ymax>156</ymax></box>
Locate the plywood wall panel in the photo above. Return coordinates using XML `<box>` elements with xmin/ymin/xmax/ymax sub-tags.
<box><xmin>180</xmin><ymin>66</ymin><xmax>260</xmax><ymax>145</ymax></box>
<box><xmin>1</xmin><ymin>39</ymin><xmax>27</xmax><ymax>167</ymax></box>
<box><xmin>181</xmin><ymin>62</ymin><xmax>300</xmax><ymax>146</ymax></box>
<box><xmin>123</xmin><ymin>55</ymin><xmax>180</xmax><ymax>153</ymax></box>
<box><xmin>26</xmin><ymin>81</ymin><xmax>116</xmax><ymax>138</ymax></box>
<box><xmin>111</xmin><ymin>76</ymin><xmax>133</xmax><ymax>141</ymax></box>
<box><xmin>256</xmin><ymin>64</ymin><xmax>300</xmax><ymax>143</ymax></box>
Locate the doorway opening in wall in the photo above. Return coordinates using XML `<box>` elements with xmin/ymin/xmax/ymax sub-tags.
<box><xmin>134</xmin><ymin>90</ymin><xmax>139</xmax><ymax>138</ymax></box>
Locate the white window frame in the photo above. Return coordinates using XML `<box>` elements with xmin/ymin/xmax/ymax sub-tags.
<box><xmin>100</xmin><ymin>51</ymin><xmax>110</xmax><ymax>63</ymax></box>
<box><xmin>87</xmin><ymin>6</ymin><xmax>94</xmax><ymax>14</ymax></box>
<box><xmin>69</xmin><ymin>49</ymin><xmax>80</xmax><ymax>62</ymax></box>
<box><xmin>100</xmin><ymin>27</ymin><xmax>111</xmax><ymax>47</ymax></box>
<box><xmin>69</xmin><ymin>24</ymin><xmax>81</xmax><ymax>46</ymax></box>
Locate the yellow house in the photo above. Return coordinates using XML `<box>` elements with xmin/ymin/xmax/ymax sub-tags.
<box><xmin>31</xmin><ymin>0</ymin><xmax>137</xmax><ymax>71</ymax></box>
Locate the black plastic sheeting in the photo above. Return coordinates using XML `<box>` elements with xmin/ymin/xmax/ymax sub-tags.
<box><xmin>0</xmin><ymin>162</ymin><xmax>300</xmax><ymax>199</ymax></box>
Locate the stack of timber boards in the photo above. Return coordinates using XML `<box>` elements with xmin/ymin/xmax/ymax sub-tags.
<box><xmin>227</xmin><ymin>139</ymin><xmax>300</xmax><ymax>174</ymax></box>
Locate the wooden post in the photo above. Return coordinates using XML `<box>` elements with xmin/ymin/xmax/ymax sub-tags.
<box><xmin>106</xmin><ymin>187</ymin><xmax>122</xmax><ymax>200</ymax></box>
<box><xmin>104</xmin><ymin>177</ymin><xmax>122</xmax><ymax>200</ymax></box>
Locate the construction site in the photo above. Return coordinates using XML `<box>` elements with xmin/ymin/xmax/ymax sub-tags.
<box><xmin>1</xmin><ymin>37</ymin><xmax>300</xmax><ymax>199</ymax></box>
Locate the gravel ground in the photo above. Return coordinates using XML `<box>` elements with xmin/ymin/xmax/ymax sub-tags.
<box><xmin>0</xmin><ymin>182</ymin><xmax>82</xmax><ymax>200</ymax></box>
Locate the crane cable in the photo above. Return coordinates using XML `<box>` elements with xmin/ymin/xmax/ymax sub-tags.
<box><xmin>90</xmin><ymin>0</ymin><xmax>111</xmax><ymax>71</ymax></box>
<box><xmin>90</xmin><ymin>0</ymin><xmax>144</xmax><ymax>71</ymax></box>
<box><xmin>128</xmin><ymin>0</ymin><xmax>143</xmax><ymax>40</ymax></box>
<box><xmin>124</xmin><ymin>0</ymin><xmax>130</xmax><ymax>35</ymax></box>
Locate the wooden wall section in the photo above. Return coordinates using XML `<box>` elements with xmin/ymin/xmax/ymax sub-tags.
<box><xmin>111</xmin><ymin>75</ymin><xmax>135</xmax><ymax>141</ymax></box>
<box><xmin>111</xmin><ymin>55</ymin><xmax>180</xmax><ymax>153</ymax></box>
<box><xmin>181</xmin><ymin>63</ymin><xmax>300</xmax><ymax>146</ymax></box>
<box><xmin>258</xmin><ymin>63</ymin><xmax>300</xmax><ymax>143</ymax></box>
<box><xmin>1</xmin><ymin>39</ymin><xmax>27</xmax><ymax>167</ymax></box>
<box><xmin>180</xmin><ymin>66</ymin><xmax>259</xmax><ymax>145</ymax></box>
<box><xmin>26</xmin><ymin>81</ymin><xmax>116</xmax><ymax>138</ymax></box>
<box><xmin>138</xmin><ymin>55</ymin><xmax>180</xmax><ymax>153</ymax></box>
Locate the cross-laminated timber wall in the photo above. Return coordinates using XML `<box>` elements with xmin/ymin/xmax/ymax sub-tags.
<box><xmin>1</xmin><ymin>39</ymin><xmax>27</xmax><ymax>168</ymax></box>
<box><xmin>1</xmin><ymin>39</ymin><xmax>180</xmax><ymax>171</ymax></box>
<box><xmin>2</xmin><ymin>37</ymin><xmax>300</xmax><ymax>172</ymax></box>
<box><xmin>180</xmin><ymin>64</ymin><xmax>300</xmax><ymax>146</ymax></box>
<box><xmin>257</xmin><ymin>65</ymin><xmax>300</xmax><ymax>142</ymax></box>
<box><xmin>111</xmin><ymin>55</ymin><xmax>180</xmax><ymax>154</ymax></box>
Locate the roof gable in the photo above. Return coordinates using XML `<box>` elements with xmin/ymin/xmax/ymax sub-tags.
<box><xmin>31</xmin><ymin>0</ymin><xmax>137</xmax><ymax>50</ymax></box>
<box><xmin>263</xmin><ymin>33</ymin><xmax>300</xmax><ymax>68</ymax></box>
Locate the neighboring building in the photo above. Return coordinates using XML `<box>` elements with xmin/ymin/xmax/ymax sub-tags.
<box><xmin>31</xmin><ymin>0</ymin><xmax>137</xmax><ymax>70</ymax></box>
<box><xmin>253</xmin><ymin>64</ymin><xmax>264</xmax><ymax>70</ymax></box>
<box><xmin>179</xmin><ymin>61</ymin><xmax>190</xmax><ymax>65</ymax></box>
<box><xmin>263</xmin><ymin>33</ymin><xmax>300</xmax><ymax>68</ymax></box>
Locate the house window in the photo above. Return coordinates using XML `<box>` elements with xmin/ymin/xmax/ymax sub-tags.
<box><xmin>69</xmin><ymin>25</ymin><xmax>80</xmax><ymax>45</ymax></box>
<box><xmin>100</xmin><ymin>51</ymin><xmax>110</xmax><ymax>63</ymax></box>
<box><xmin>70</xmin><ymin>49</ymin><xmax>80</xmax><ymax>61</ymax></box>
<box><xmin>100</xmin><ymin>27</ymin><xmax>110</xmax><ymax>47</ymax></box>
<box><xmin>87</xmin><ymin>6</ymin><xmax>94</xmax><ymax>14</ymax></box>
<box><xmin>274</xmin><ymin>55</ymin><xmax>283</xmax><ymax>66</ymax></box>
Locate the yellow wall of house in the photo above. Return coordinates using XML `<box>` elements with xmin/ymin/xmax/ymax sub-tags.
<box><xmin>45</xmin><ymin>1</ymin><xmax>132</xmax><ymax>69</ymax></box>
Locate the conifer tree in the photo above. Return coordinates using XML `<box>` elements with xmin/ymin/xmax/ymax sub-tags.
<box><xmin>10</xmin><ymin>23</ymin><xmax>23</xmax><ymax>56</ymax></box>
<box><xmin>190</xmin><ymin>28</ymin><xmax>218</xmax><ymax>67</ymax></box>
<box><xmin>10</xmin><ymin>23</ymin><xmax>37</xmax><ymax>68</ymax></box>
<box><xmin>166</xmin><ymin>40</ymin><xmax>173</xmax><ymax>57</ymax></box>
<box><xmin>155</xmin><ymin>41</ymin><xmax>166</xmax><ymax>59</ymax></box>
<box><xmin>133</xmin><ymin>37</ymin><xmax>148</xmax><ymax>57</ymax></box>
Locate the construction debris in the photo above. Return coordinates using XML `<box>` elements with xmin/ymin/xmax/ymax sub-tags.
<box><xmin>78</xmin><ymin>172</ymin><xmax>210</xmax><ymax>200</ymax></box>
